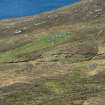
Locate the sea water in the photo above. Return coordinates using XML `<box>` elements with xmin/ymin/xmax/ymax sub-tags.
<box><xmin>0</xmin><ymin>0</ymin><xmax>80</xmax><ymax>19</ymax></box>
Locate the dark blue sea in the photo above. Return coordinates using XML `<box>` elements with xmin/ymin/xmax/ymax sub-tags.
<box><xmin>0</xmin><ymin>0</ymin><xmax>80</xmax><ymax>19</ymax></box>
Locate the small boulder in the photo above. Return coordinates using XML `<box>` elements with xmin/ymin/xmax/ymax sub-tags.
<box><xmin>14</xmin><ymin>29</ymin><xmax>22</xmax><ymax>34</ymax></box>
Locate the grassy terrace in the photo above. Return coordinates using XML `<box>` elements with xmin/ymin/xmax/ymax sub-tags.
<box><xmin>0</xmin><ymin>32</ymin><xmax>71</xmax><ymax>63</ymax></box>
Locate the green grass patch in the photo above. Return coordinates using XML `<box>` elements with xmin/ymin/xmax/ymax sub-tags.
<box><xmin>0</xmin><ymin>32</ymin><xmax>71</xmax><ymax>63</ymax></box>
<box><xmin>45</xmin><ymin>81</ymin><xmax>64</xmax><ymax>94</ymax></box>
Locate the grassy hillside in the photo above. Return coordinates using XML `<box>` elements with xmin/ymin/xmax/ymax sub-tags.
<box><xmin>0</xmin><ymin>0</ymin><xmax>105</xmax><ymax>105</ymax></box>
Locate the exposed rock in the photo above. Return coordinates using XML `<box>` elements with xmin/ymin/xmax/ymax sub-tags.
<box><xmin>83</xmin><ymin>94</ymin><xmax>105</xmax><ymax>105</ymax></box>
<box><xmin>14</xmin><ymin>29</ymin><xmax>23</xmax><ymax>34</ymax></box>
<box><xmin>80</xmin><ymin>0</ymin><xmax>105</xmax><ymax>20</ymax></box>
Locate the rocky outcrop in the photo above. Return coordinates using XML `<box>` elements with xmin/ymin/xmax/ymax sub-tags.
<box><xmin>83</xmin><ymin>94</ymin><xmax>105</xmax><ymax>105</ymax></box>
<box><xmin>80</xmin><ymin>0</ymin><xmax>105</xmax><ymax>20</ymax></box>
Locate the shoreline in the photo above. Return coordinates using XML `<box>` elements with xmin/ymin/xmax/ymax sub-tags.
<box><xmin>0</xmin><ymin>1</ymin><xmax>80</xmax><ymax>21</ymax></box>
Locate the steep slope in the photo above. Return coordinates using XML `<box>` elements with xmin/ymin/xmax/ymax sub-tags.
<box><xmin>0</xmin><ymin>0</ymin><xmax>105</xmax><ymax>105</ymax></box>
<box><xmin>1</xmin><ymin>0</ymin><xmax>105</xmax><ymax>63</ymax></box>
